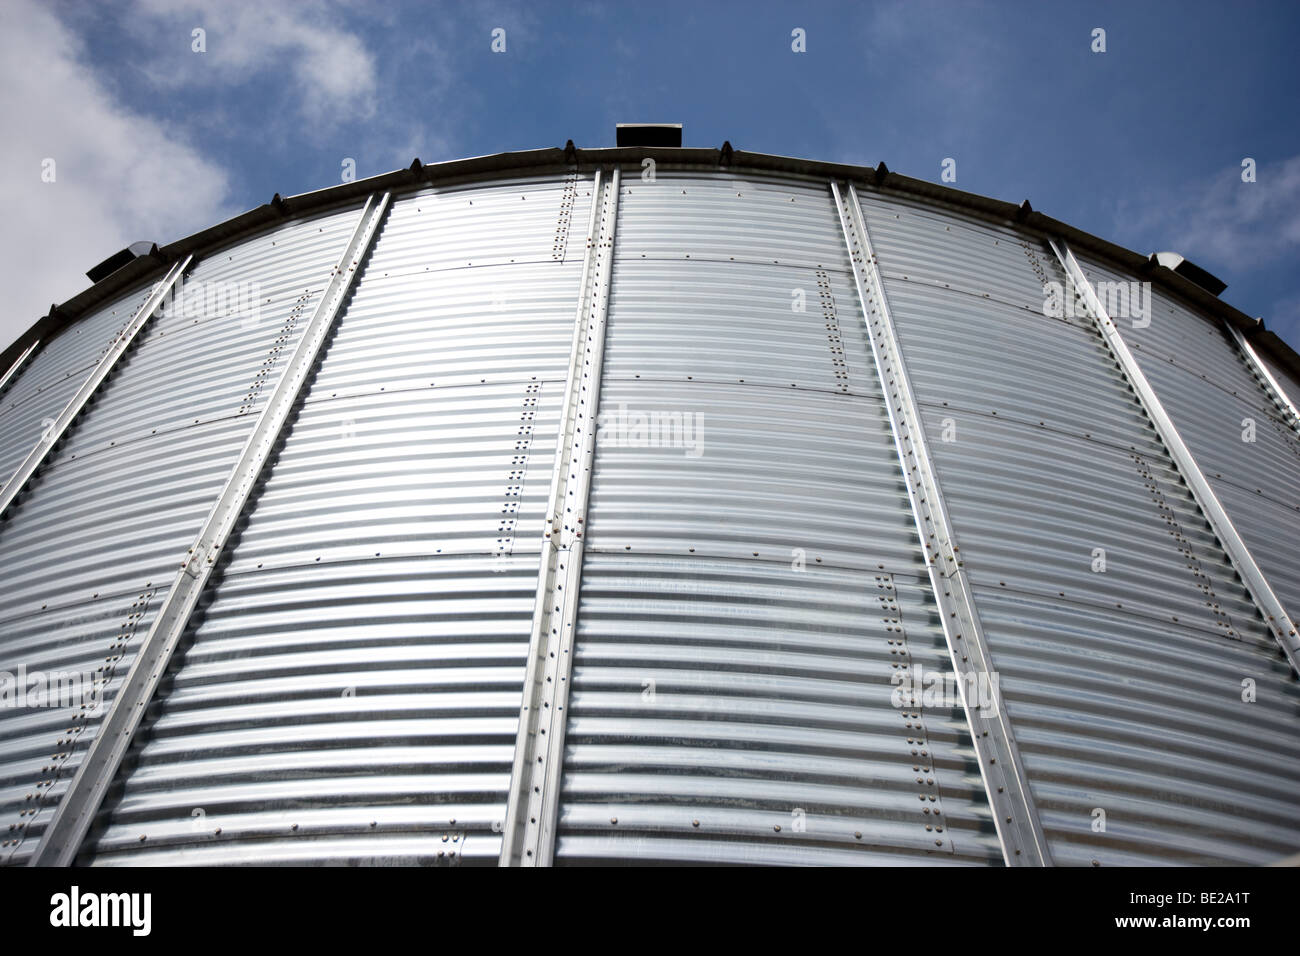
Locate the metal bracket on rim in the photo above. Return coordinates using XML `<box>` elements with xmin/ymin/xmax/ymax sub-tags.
<box><xmin>1049</xmin><ymin>237</ymin><xmax>1300</xmax><ymax>676</ymax></box>
<box><xmin>27</xmin><ymin>194</ymin><xmax>391</xmax><ymax>866</ymax></box>
<box><xmin>500</xmin><ymin>166</ymin><xmax>620</xmax><ymax>867</ymax></box>
<box><xmin>834</xmin><ymin>180</ymin><xmax>1052</xmax><ymax>867</ymax></box>
<box><xmin>0</xmin><ymin>258</ymin><xmax>191</xmax><ymax>518</ymax></box>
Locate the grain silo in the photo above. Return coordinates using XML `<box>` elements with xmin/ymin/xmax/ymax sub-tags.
<box><xmin>1</xmin><ymin>128</ymin><xmax>1298</xmax><ymax>867</ymax></box>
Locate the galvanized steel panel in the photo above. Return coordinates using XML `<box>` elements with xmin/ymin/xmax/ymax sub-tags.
<box><xmin>1080</xmin><ymin>254</ymin><xmax>1300</xmax><ymax>627</ymax></box>
<box><xmin>1125</xmin><ymin>356</ymin><xmax>1299</xmax><ymax>505</ymax></box>
<box><xmin>974</xmin><ymin>586</ymin><xmax>1300</xmax><ymax>865</ymax></box>
<box><xmin>5</xmin><ymin>157</ymin><xmax>1298</xmax><ymax>867</ymax></box>
<box><xmin>1212</xmin><ymin>482</ymin><xmax>1300</xmax><ymax>618</ymax></box>
<box><xmin>84</xmin><ymin>555</ymin><xmax>534</xmax><ymax>866</ymax></box>
<box><xmin>0</xmin><ymin>204</ymin><xmax>364</xmax><ymax>864</ymax></box>
<box><xmin>0</xmin><ymin>284</ymin><xmax>155</xmax><ymax>487</ymax></box>
<box><xmin>362</xmin><ymin>174</ymin><xmax>590</xmax><ymax>276</ymax></box>
<box><xmin>553</xmin><ymin>180</ymin><xmax>1000</xmax><ymax>866</ymax></box>
<box><xmin>880</xmin><ymin>281</ymin><xmax>1166</xmax><ymax>457</ymax></box>
<box><xmin>584</xmin><ymin>380</ymin><xmax>921</xmax><ymax>573</ymax></box>
<box><xmin>858</xmin><ymin>190</ymin><xmax>1300</xmax><ymax>865</ymax></box>
<box><xmin>82</xmin><ymin>175</ymin><xmax>592</xmax><ymax>865</ymax></box>
<box><xmin>602</xmin><ymin>258</ymin><xmax>877</xmax><ymax>395</ymax></box>
<box><xmin>1258</xmin><ymin>348</ymin><xmax>1300</xmax><ymax>413</ymax></box>
<box><xmin>856</xmin><ymin>192</ymin><xmax>1047</xmax><ymax>312</ymax></box>
<box><xmin>558</xmin><ymin>557</ymin><xmax>1001</xmax><ymax>864</ymax></box>
<box><xmin>60</xmin><ymin>207</ymin><xmax>364</xmax><ymax>457</ymax></box>
<box><xmin>1079</xmin><ymin>256</ymin><xmax>1284</xmax><ymax>419</ymax></box>
<box><xmin>615</xmin><ymin>171</ymin><xmax>849</xmax><ymax>269</ymax></box>
<box><xmin>310</xmin><ymin>264</ymin><xmax>582</xmax><ymax>398</ymax></box>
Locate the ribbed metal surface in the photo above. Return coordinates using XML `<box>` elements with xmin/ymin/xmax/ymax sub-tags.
<box><xmin>1079</xmin><ymin>255</ymin><xmax>1300</xmax><ymax>624</ymax></box>
<box><xmin>83</xmin><ymin>175</ymin><xmax>593</xmax><ymax>865</ymax></box>
<box><xmin>0</xmin><ymin>285</ymin><xmax>155</xmax><ymax>487</ymax></box>
<box><xmin>973</xmin><ymin>587</ymin><xmax>1300</xmax><ymax>865</ymax></box>
<box><xmin>858</xmin><ymin>190</ymin><xmax>1300</xmax><ymax>865</ymax></box>
<box><xmin>857</xmin><ymin>192</ymin><xmax>1047</xmax><ymax>311</ymax></box>
<box><xmin>3</xmin><ymin>158</ymin><xmax>1298</xmax><ymax>868</ymax></box>
<box><xmin>358</xmin><ymin>174</ymin><xmax>589</xmax><ymax>276</ymax></box>
<box><xmin>601</xmin><ymin>258</ymin><xmax>877</xmax><ymax>395</ymax></box>
<box><xmin>553</xmin><ymin>176</ymin><xmax>1000</xmax><ymax>866</ymax></box>
<box><xmin>583</xmin><ymin>380</ymin><xmax>920</xmax><ymax>572</ymax></box>
<box><xmin>0</xmin><ymin>204</ymin><xmax>363</xmax><ymax>864</ymax></box>
<box><xmin>559</xmin><ymin>557</ymin><xmax>1000</xmax><ymax>864</ymax></box>
<box><xmin>1258</xmin><ymin>349</ymin><xmax>1300</xmax><ymax>414</ymax></box>
<box><xmin>614</xmin><ymin>171</ymin><xmax>849</xmax><ymax>269</ymax></box>
<box><xmin>85</xmin><ymin>555</ymin><xmax>535</xmax><ymax>866</ymax></box>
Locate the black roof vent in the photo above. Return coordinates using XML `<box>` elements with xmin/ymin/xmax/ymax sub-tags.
<box><xmin>86</xmin><ymin>241</ymin><xmax>158</xmax><ymax>283</ymax></box>
<box><xmin>1152</xmin><ymin>252</ymin><xmax>1227</xmax><ymax>297</ymax></box>
<box><xmin>616</xmin><ymin>124</ymin><xmax>682</xmax><ymax>148</ymax></box>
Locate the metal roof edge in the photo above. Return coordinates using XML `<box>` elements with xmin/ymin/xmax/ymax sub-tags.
<box><xmin>4</xmin><ymin>143</ymin><xmax>1297</xmax><ymax>379</ymax></box>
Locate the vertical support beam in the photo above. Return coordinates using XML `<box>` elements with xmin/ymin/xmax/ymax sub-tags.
<box><xmin>1050</xmin><ymin>238</ymin><xmax>1300</xmax><ymax>676</ymax></box>
<box><xmin>0</xmin><ymin>338</ymin><xmax>41</xmax><ymax>400</ymax></box>
<box><xmin>501</xmin><ymin>166</ymin><xmax>620</xmax><ymax>866</ymax></box>
<box><xmin>833</xmin><ymin>181</ymin><xmax>1052</xmax><ymax>867</ymax></box>
<box><xmin>1226</xmin><ymin>323</ymin><xmax>1300</xmax><ymax>438</ymax></box>
<box><xmin>0</xmin><ymin>258</ymin><xmax>191</xmax><ymax>516</ymax></box>
<box><xmin>28</xmin><ymin>194</ymin><xmax>391</xmax><ymax>866</ymax></box>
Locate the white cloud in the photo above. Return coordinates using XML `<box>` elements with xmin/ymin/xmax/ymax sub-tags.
<box><xmin>1116</xmin><ymin>155</ymin><xmax>1300</xmax><ymax>274</ymax></box>
<box><xmin>0</xmin><ymin>0</ymin><xmax>234</xmax><ymax>350</ymax></box>
<box><xmin>129</xmin><ymin>0</ymin><xmax>379</xmax><ymax>127</ymax></box>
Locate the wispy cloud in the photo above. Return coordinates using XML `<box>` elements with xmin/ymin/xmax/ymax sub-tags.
<box><xmin>128</xmin><ymin>0</ymin><xmax>379</xmax><ymax>128</ymax></box>
<box><xmin>1115</xmin><ymin>155</ymin><xmax>1300</xmax><ymax>274</ymax></box>
<box><xmin>0</xmin><ymin>0</ymin><xmax>233</xmax><ymax>347</ymax></box>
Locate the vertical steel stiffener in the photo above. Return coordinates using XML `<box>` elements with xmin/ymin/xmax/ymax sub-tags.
<box><xmin>1227</xmin><ymin>322</ymin><xmax>1300</xmax><ymax>437</ymax></box>
<box><xmin>834</xmin><ymin>181</ymin><xmax>1052</xmax><ymax>867</ymax></box>
<box><xmin>502</xmin><ymin>167</ymin><xmax>620</xmax><ymax>866</ymax></box>
<box><xmin>28</xmin><ymin>195</ymin><xmax>391</xmax><ymax>866</ymax></box>
<box><xmin>1050</xmin><ymin>237</ymin><xmax>1300</xmax><ymax>677</ymax></box>
<box><xmin>0</xmin><ymin>258</ymin><xmax>190</xmax><ymax>520</ymax></box>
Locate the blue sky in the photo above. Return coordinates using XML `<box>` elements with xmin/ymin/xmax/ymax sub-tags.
<box><xmin>3</xmin><ymin>0</ymin><xmax>1299</xmax><ymax>352</ymax></box>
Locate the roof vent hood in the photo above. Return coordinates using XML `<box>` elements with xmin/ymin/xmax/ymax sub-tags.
<box><xmin>86</xmin><ymin>240</ymin><xmax>159</xmax><ymax>283</ymax></box>
<box><xmin>616</xmin><ymin>123</ymin><xmax>683</xmax><ymax>148</ymax></box>
<box><xmin>1152</xmin><ymin>251</ymin><xmax>1227</xmax><ymax>297</ymax></box>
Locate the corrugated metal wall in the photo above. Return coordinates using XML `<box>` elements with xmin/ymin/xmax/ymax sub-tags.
<box><xmin>857</xmin><ymin>191</ymin><xmax>1300</xmax><ymax>865</ymax></box>
<box><xmin>1078</xmin><ymin>253</ymin><xmax>1300</xmax><ymax>626</ymax></box>
<box><xmin>0</xmin><ymin>203</ymin><xmax>365</xmax><ymax>864</ymax></box>
<box><xmin>84</xmin><ymin>175</ymin><xmax>593</xmax><ymax>865</ymax></box>
<box><xmin>2</xmin><ymin>161</ymin><xmax>1297</xmax><ymax>867</ymax></box>
<box><xmin>1258</xmin><ymin>350</ymin><xmax>1300</xmax><ymax>414</ymax></box>
<box><xmin>554</xmin><ymin>172</ymin><xmax>1002</xmax><ymax>866</ymax></box>
<box><xmin>0</xmin><ymin>285</ymin><xmax>156</xmax><ymax>488</ymax></box>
